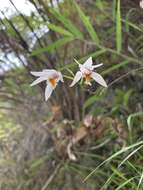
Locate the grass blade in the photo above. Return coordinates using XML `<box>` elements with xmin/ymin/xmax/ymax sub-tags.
<box><xmin>84</xmin><ymin>140</ymin><xmax>143</xmax><ymax>181</ymax></box>
<box><xmin>127</xmin><ymin>112</ymin><xmax>143</xmax><ymax>143</ymax></box>
<box><xmin>137</xmin><ymin>172</ymin><xmax>143</xmax><ymax>190</ymax></box>
<box><xmin>102</xmin><ymin>60</ymin><xmax>129</xmax><ymax>76</ymax></box>
<box><xmin>31</xmin><ymin>37</ymin><xmax>74</xmax><ymax>56</ymax></box>
<box><xmin>48</xmin><ymin>23</ymin><xmax>74</xmax><ymax>37</ymax></box>
<box><xmin>84</xmin><ymin>91</ymin><xmax>105</xmax><ymax>109</ymax></box>
<box><xmin>113</xmin><ymin>0</ymin><xmax>117</xmax><ymax>20</ymax></box>
<box><xmin>50</xmin><ymin>8</ymin><xmax>83</xmax><ymax>39</ymax></box>
<box><xmin>74</xmin><ymin>1</ymin><xmax>100</xmax><ymax>44</ymax></box>
<box><xmin>116</xmin><ymin>0</ymin><xmax>122</xmax><ymax>53</ymax></box>
<box><xmin>115</xmin><ymin>177</ymin><xmax>137</xmax><ymax>190</ymax></box>
<box><xmin>127</xmin><ymin>112</ymin><xmax>143</xmax><ymax>129</ymax></box>
<box><xmin>118</xmin><ymin>145</ymin><xmax>143</xmax><ymax>168</ymax></box>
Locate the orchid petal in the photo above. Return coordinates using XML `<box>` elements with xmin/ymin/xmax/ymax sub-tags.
<box><xmin>91</xmin><ymin>72</ymin><xmax>107</xmax><ymax>87</ymax></box>
<box><xmin>79</xmin><ymin>64</ymin><xmax>88</xmax><ymax>74</ymax></box>
<box><xmin>46</xmin><ymin>70</ymin><xmax>64</xmax><ymax>80</ymax></box>
<box><xmin>79</xmin><ymin>57</ymin><xmax>94</xmax><ymax>74</ymax></box>
<box><xmin>30</xmin><ymin>71</ymin><xmax>46</xmax><ymax>77</ymax></box>
<box><xmin>70</xmin><ymin>71</ymin><xmax>82</xmax><ymax>87</ymax></box>
<box><xmin>45</xmin><ymin>84</ymin><xmax>54</xmax><ymax>101</ymax></box>
<box><xmin>30</xmin><ymin>76</ymin><xmax>47</xmax><ymax>86</ymax></box>
<box><xmin>80</xmin><ymin>65</ymin><xmax>92</xmax><ymax>75</ymax></box>
<box><xmin>83</xmin><ymin>57</ymin><xmax>93</xmax><ymax>68</ymax></box>
<box><xmin>92</xmin><ymin>63</ymin><xmax>103</xmax><ymax>69</ymax></box>
<box><xmin>43</xmin><ymin>69</ymin><xmax>53</xmax><ymax>72</ymax></box>
<box><xmin>43</xmin><ymin>69</ymin><xmax>58</xmax><ymax>74</ymax></box>
<box><xmin>30</xmin><ymin>69</ymin><xmax>57</xmax><ymax>77</ymax></box>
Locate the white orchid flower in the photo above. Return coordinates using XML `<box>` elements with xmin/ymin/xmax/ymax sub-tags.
<box><xmin>140</xmin><ymin>0</ymin><xmax>143</xmax><ymax>8</ymax></box>
<box><xmin>30</xmin><ymin>69</ymin><xmax>64</xmax><ymax>101</ymax></box>
<box><xmin>70</xmin><ymin>57</ymin><xmax>107</xmax><ymax>87</ymax></box>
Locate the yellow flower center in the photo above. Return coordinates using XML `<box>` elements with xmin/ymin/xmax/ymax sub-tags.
<box><xmin>84</xmin><ymin>73</ymin><xmax>92</xmax><ymax>85</ymax></box>
<box><xmin>49</xmin><ymin>78</ymin><xmax>58</xmax><ymax>87</ymax></box>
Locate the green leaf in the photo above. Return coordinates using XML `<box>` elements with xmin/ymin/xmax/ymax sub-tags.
<box><xmin>101</xmin><ymin>60</ymin><xmax>130</xmax><ymax>76</ymax></box>
<box><xmin>96</xmin><ymin>0</ymin><xmax>104</xmax><ymax>11</ymax></box>
<box><xmin>116</xmin><ymin>0</ymin><xmax>122</xmax><ymax>53</ymax></box>
<box><xmin>127</xmin><ymin>112</ymin><xmax>143</xmax><ymax>129</ymax></box>
<box><xmin>111</xmin><ymin>167</ymin><xmax>127</xmax><ymax>181</ymax></box>
<box><xmin>30</xmin><ymin>158</ymin><xmax>45</xmax><ymax>170</ymax></box>
<box><xmin>118</xmin><ymin>145</ymin><xmax>143</xmax><ymax>168</ymax></box>
<box><xmin>84</xmin><ymin>92</ymin><xmax>105</xmax><ymax>109</ymax></box>
<box><xmin>124</xmin><ymin>8</ymin><xmax>143</xmax><ymax>33</ymax></box>
<box><xmin>74</xmin><ymin>1</ymin><xmax>100</xmax><ymax>44</ymax></box>
<box><xmin>115</xmin><ymin>177</ymin><xmax>137</xmax><ymax>190</ymax></box>
<box><xmin>125</xmin><ymin>14</ymin><xmax>130</xmax><ymax>33</ymax></box>
<box><xmin>123</xmin><ymin>19</ymin><xmax>143</xmax><ymax>33</ymax></box>
<box><xmin>48</xmin><ymin>23</ymin><xmax>74</xmax><ymax>37</ymax></box>
<box><xmin>79</xmin><ymin>49</ymin><xmax>106</xmax><ymax>63</ymax></box>
<box><xmin>113</xmin><ymin>0</ymin><xmax>117</xmax><ymax>20</ymax></box>
<box><xmin>137</xmin><ymin>172</ymin><xmax>143</xmax><ymax>190</ymax></box>
<box><xmin>127</xmin><ymin>111</ymin><xmax>143</xmax><ymax>147</ymax></box>
<box><xmin>84</xmin><ymin>140</ymin><xmax>143</xmax><ymax>181</ymax></box>
<box><xmin>31</xmin><ymin>37</ymin><xmax>74</xmax><ymax>56</ymax></box>
<box><xmin>123</xmin><ymin>89</ymin><xmax>133</xmax><ymax>107</ymax></box>
<box><xmin>50</xmin><ymin>8</ymin><xmax>83</xmax><ymax>39</ymax></box>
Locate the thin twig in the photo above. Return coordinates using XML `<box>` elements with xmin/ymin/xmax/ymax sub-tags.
<box><xmin>108</xmin><ymin>66</ymin><xmax>143</xmax><ymax>87</ymax></box>
<box><xmin>41</xmin><ymin>163</ymin><xmax>61</xmax><ymax>190</ymax></box>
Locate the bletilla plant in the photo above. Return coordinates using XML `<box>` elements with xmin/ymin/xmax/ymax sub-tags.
<box><xmin>30</xmin><ymin>69</ymin><xmax>64</xmax><ymax>101</ymax></box>
<box><xmin>30</xmin><ymin>57</ymin><xmax>107</xmax><ymax>101</ymax></box>
<box><xmin>70</xmin><ymin>57</ymin><xmax>107</xmax><ymax>87</ymax></box>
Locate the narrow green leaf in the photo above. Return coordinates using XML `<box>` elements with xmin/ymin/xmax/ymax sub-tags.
<box><xmin>137</xmin><ymin>172</ymin><xmax>143</xmax><ymax>190</ymax></box>
<box><xmin>113</xmin><ymin>0</ymin><xmax>117</xmax><ymax>20</ymax></box>
<box><xmin>116</xmin><ymin>0</ymin><xmax>122</xmax><ymax>53</ymax></box>
<box><xmin>79</xmin><ymin>49</ymin><xmax>106</xmax><ymax>63</ymax></box>
<box><xmin>112</xmin><ymin>167</ymin><xmax>138</xmax><ymax>189</ymax></box>
<box><xmin>127</xmin><ymin>112</ymin><xmax>143</xmax><ymax>129</ymax></box>
<box><xmin>48</xmin><ymin>23</ymin><xmax>74</xmax><ymax>37</ymax></box>
<box><xmin>127</xmin><ymin>112</ymin><xmax>143</xmax><ymax>144</ymax></box>
<box><xmin>74</xmin><ymin>1</ymin><xmax>100</xmax><ymax>44</ymax></box>
<box><xmin>111</xmin><ymin>167</ymin><xmax>127</xmax><ymax>181</ymax></box>
<box><xmin>115</xmin><ymin>177</ymin><xmax>137</xmax><ymax>190</ymax></box>
<box><xmin>84</xmin><ymin>91</ymin><xmax>105</xmax><ymax>109</ymax></box>
<box><xmin>84</xmin><ymin>140</ymin><xmax>143</xmax><ymax>181</ymax></box>
<box><xmin>102</xmin><ymin>60</ymin><xmax>129</xmax><ymax>76</ymax></box>
<box><xmin>31</xmin><ymin>37</ymin><xmax>74</xmax><ymax>56</ymax></box>
<box><xmin>118</xmin><ymin>145</ymin><xmax>143</xmax><ymax>168</ymax></box>
<box><xmin>30</xmin><ymin>156</ymin><xmax>48</xmax><ymax>170</ymax></box>
<box><xmin>122</xmin><ymin>19</ymin><xmax>143</xmax><ymax>33</ymax></box>
<box><xmin>100</xmin><ymin>173</ymin><xmax>115</xmax><ymax>190</ymax></box>
<box><xmin>49</xmin><ymin>9</ymin><xmax>83</xmax><ymax>39</ymax></box>
<box><xmin>123</xmin><ymin>89</ymin><xmax>133</xmax><ymax>107</ymax></box>
<box><xmin>125</xmin><ymin>14</ymin><xmax>129</xmax><ymax>33</ymax></box>
<box><xmin>96</xmin><ymin>0</ymin><xmax>104</xmax><ymax>11</ymax></box>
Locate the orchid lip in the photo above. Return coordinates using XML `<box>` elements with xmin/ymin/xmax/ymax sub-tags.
<box><xmin>84</xmin><ymin>73</ymin><xmax>92</xmax><ymax>85</ymax></box>
<box><xmin>48</xmin><ymin>78</ymin><xmax>58</xmax><ymax>87</ymax></box>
